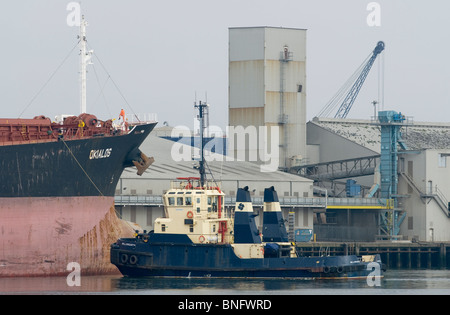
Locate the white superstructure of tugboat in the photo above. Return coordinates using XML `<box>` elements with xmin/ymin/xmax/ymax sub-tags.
<box><xmin>155</xmin><ymin>177</ymin><xmax>233</xmax><ymax>246</ymax></box>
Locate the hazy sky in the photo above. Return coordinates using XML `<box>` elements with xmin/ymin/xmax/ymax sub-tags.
<box><xmin>1</xmin><ymin>0</ymin><xmax>449</xmax><ymax>129</ymax></box>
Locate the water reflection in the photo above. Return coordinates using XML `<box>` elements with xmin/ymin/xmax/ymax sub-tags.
<box><xmin>2</xmin><ymin>269</ymin><xmax>450</xmax><ymax>294</ymax></box>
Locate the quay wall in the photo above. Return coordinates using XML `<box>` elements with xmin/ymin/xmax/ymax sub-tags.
<box><xmin>295</xmin><ymin>242</ymin><xmax>450</xmax><ymax>269</ymax></box>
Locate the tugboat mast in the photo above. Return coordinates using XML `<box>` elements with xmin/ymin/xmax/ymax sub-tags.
<box><xmin>194</xmin><ymin>101</ymin><xmax>208</xmax><ymax>187</ymax></box>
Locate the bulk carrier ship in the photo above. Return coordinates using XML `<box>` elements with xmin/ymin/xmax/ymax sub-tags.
<box><xmin>0</xmin><ymin>15</ymin><xmax>157</xmax><ymax>277</ymax></box>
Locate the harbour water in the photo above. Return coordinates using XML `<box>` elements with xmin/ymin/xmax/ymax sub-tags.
<box><xmin>2</xmin><ymin>269</ymin><xmax>450</xmax><ymax>295</ymax></box>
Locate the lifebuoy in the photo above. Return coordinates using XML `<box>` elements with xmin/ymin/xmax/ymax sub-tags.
<box><xmin>337</xmin><ymin>266</ymin><xmax>344</xmax><ymax>274</ymax></box>
<box><xmin>129</xmin><ymin>255</ymin><xmax>138</xmax><ymax>265</ymax></box>
<box><xmin>199</xmin><ymin>235</ymin><xmax>206</xmax><ymax>243</ymax></box>
<box><xmin>323</xmin><ymin>266</ymin><xmax>330</xmax><ymax>273</ymax></box>
<box><xmin>187</xmin><ymin>211</ymin><xmax>193</xmax><ymax>218</ymax></box>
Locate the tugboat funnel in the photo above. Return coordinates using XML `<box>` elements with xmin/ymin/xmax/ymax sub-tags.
<box><xmin>233</xmin><ymin>186</ymin><xmax>261</xmax><ymax>244</ymax></box>
<box><xmin>262</xmin><ymin>186</ymin><xmax>288</xmax><ymax>242</ymax></box>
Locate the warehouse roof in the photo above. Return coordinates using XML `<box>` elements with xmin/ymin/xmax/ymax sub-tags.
<box><xmin>122</xmin><ymin>134</ymin><xmax>311</xmax><ymax>183</ymax></box>
<box><xmin>310</xmin><ymin>117</ymin><xmax>450</xmax><ymax>152</ymax></box>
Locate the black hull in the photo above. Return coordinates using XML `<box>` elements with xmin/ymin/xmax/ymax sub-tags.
<box><xmin>111</xmin><ymin>236</ymin><xmax>384</xmax><ymax>280</ymax></box>
<box><xmin>0</xmin><ymin>123</ymin><xmax>156</xmax><ymax>197</ymax></box>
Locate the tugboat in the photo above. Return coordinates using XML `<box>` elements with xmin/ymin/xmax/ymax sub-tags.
<box><xmin>110</xmin><ymin>103</ymin><xmax>384</xmax><ymax>279</ymax></box>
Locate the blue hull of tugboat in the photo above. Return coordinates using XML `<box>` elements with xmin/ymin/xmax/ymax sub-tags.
<box><xmin>110</xmin><ymin>234</ymin><xmax>383</xmax><ymax>279</ymax></box>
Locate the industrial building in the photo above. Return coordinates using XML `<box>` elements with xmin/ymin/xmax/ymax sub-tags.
<box><xmin>305</xmin><ymin>116</ymin><xmax>450</xmax><ymax>242</ymax></box>
<box><xmin>116</xmin><ymin>26</ymin><xmax>450</xmax><ymax>245</ymax></box>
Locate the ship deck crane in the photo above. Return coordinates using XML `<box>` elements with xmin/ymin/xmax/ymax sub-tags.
<box><xmin>317</xmin><ymin>41</ymin><xmax>385</xmax><ymax>119</ymax></box>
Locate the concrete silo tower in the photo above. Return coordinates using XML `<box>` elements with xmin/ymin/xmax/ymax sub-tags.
<box><xmin>228</xmin><ymin>27</ymin><xmax>307</xmax><ymax>170</ymax></box>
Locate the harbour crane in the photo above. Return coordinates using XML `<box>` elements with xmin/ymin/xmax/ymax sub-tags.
<box><xmin>317</xmin><ymin>41</ymin><xmax>385</xmax><ymax>119</ymax></box>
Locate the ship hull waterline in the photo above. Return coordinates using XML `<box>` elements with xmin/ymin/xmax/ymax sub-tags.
<box><xmin>0</xmin><ymin>196</ymin><xmax>139</xmax><ymax>277</ymax></box>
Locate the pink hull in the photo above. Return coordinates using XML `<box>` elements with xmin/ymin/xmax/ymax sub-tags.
<box><xmin>0</xmin><ymin>197</ymin><xmax>137</xmax><ymax>277</ymax></box>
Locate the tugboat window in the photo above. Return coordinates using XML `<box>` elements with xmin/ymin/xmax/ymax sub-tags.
<box><xmin>177</xmin><ymin>197</ymin><xmax>183</xmax><ymax>205</ymax></box>
<box><xmin>168</xmin><ymin>197</ymin><xmax>175</xmax><ymax>205</ymax></box>
<box><xmin>185</xmin><ymin>197</ymin><xmax>192</xmax><ymax>205</ymax></box>
<box><xmin>162</xmin><ymin>224</ymin><xmax>166</xmax><ymax>232</ymax></box>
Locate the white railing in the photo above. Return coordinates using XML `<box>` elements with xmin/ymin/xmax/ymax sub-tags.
<box><xmin>114</xmin><ymin>194</ymin><xmax>387</xmax><ymax>209</ymax></box>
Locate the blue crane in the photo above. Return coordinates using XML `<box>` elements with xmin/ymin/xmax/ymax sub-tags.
<box><xmin>317</xmin><ymin>41</ymin><xmax>385</xmax><ymax>119</ymax></box>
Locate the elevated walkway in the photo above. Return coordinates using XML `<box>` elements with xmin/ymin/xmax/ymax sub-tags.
<box><xmin>289</xmin><ymin>155</ymin><xmax>380</xmax><ymax>181</ymax></box>
<box><xmin>115</xmin><ymin>194</ymin><xmax>391</xmax><ymax>210</ymax></box>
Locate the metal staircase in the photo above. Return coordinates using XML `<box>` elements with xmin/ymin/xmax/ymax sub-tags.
<box><xmin>400</xmin><ymin>172</ymin><xmax>450</xmax><ymax>217</ymax></box>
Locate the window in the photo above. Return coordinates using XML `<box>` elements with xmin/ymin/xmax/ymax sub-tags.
<box><xmin>162</xmin><ymin>224</ymin><xmax>166</xmax><ymax>232</ymax></box>
<box><xmin>439</xmin><ymin>154</ymin><xmax>447</xmax><ymax>168</ymax></box>
<box><xmin>185</xmin><ymin>197</ymin><xmax>192</xmax><ymax>205</ymax></box>
<box><xmin>168</xmin><ymin>197</ymin><xmax>175</xmax><ymax>205</ymax></box>
<box><xmin>177</xmin><ymin>197</ymin><xmax>184</xmax><ymax>205</ymax></box>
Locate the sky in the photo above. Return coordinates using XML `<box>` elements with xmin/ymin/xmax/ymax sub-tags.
<box><xmin>1</xmin><ymin>0</ymin><xmax>449</xmax><ymax>130</ymax></box>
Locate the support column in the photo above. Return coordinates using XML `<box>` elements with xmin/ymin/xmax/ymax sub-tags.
<box><xmin>440</xmin><ymin>243</ymin><xmax>447</xmax><ymax>269</ymax></box>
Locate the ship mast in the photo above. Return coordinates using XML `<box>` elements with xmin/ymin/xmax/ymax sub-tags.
<box><xmin>79</xmin><ymin>15</ymin><xmax>92</xmax><ymax>114</ymax></box>
<box><xmin>194</xmin><ymin>101</ymin><xmax>208</xmax><ymax>187</ymax></box>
